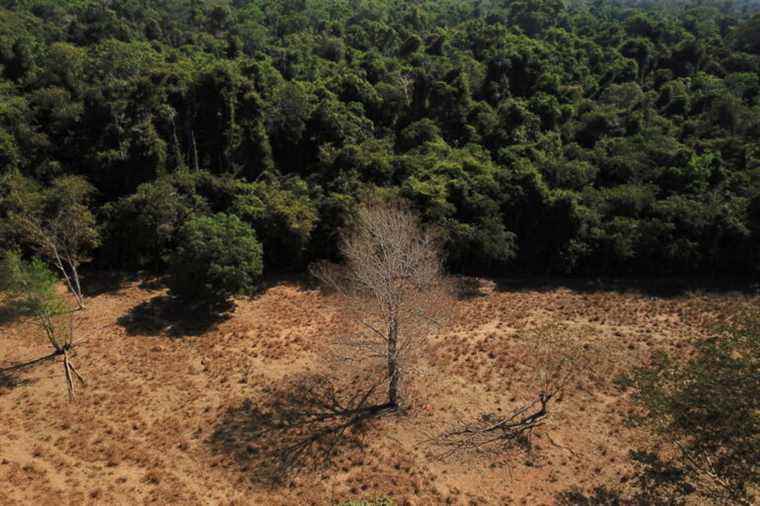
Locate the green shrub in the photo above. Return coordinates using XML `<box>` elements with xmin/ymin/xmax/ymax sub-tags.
<box><xmin>0</xmin><ymin>251</ymin><xmax>73</xmax><ymax>354</ymax></box>
<box><xmin>0</xmin><ymin>250</ymin><xmax>66</xmax><ymax>319</ymax></box>
<box><xmin>167</xmin><ymin>213</ymin><xmax>263</xmax><ymax>304</ymax></box>
<box><xmin>632</xmin><ymin>314</ymin><xmax>760</xmax><ymax>503</ymax></box>
<box><xmin>587</xmin><ymin>311</ymin><xmax>760</xmax><ymax>504</ymax></box>
<box><xmin>231</xmin><ymin>177</ymin><xmax>318</xmax><ymax>270</ymax></box>
<box><xmin>559</xmin><ymin>311</ymin><xmax>760</xmax><ymax>505</ymax></box>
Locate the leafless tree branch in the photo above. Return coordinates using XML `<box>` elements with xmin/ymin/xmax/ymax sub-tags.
<box><xmin>311</xmin><ymin>198</ymin><xmax>452</xmax><ymax>410</ymax></box>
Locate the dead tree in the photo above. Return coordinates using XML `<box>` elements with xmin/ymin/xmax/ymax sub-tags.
<box><xmin>311</xmin><ymin>199</ymin><xmax>451</xmax><ymax>411</ymax></box>
<box><xmin>431</xmin><ymin>325</ymin><xmax>591</xmax><ymax>457</ymax></box>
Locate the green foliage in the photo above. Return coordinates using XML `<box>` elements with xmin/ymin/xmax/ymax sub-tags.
<box><xmin>0</xmin><ymin>170</ymin><xmax>42</xmax><ymax>249</ymax></box>
<box><xmin>559</xmin><ymin>311</ymin><xmax>760</xmax><ymax>505</ymax></box>
<box><xmin>0</xmin><ymin>0</ymin><xmax>759</xmax><ymax>277</ymax></box>
<box><xmin>1</xmin><ymin>171</ymin><xmax>99</xmax><ymax>269</ymax></box>
<box><xmin>0</xmin><ymin>250</ymin><xmax>70</xmax><ymax>350</ymax></box>
<box><xmin>99</xmin><ymin>174</ymin><xmax>206</xmax><ymax>270</ymax></box>
<box><xmin>167</xmin><ymin>213</ymin><xmax>263</xmax><ymax>305</ymax></box>
<box><xmin>400</xmin><ymin>139</ymin><xmax>518</xmax><ymax>270</ymax></box>
<box><xmin>231</xmin><ymin>176</ymin><xmax>318</xmax><ymax>270</ymax></box>
<box><xmin>1</xmin><ymin>250</ymin><xmax>62</xmax><ymax>315</ymax></box>
<box><xmin>631</xmin><ymin>313</ymin><xmax>760</xmax><ymax>503</ymax></box>
<box><xmin>734</xmin><ymin>13</ymin><xmax>760</xmax><ymax>54</ymax></box>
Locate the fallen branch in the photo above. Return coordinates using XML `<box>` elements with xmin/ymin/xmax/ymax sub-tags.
<box><xmin>430</xmin><ymin>392</ymin><xmax>553</xmax><ymax>459</ymax></box>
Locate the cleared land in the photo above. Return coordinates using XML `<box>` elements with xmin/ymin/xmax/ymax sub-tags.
<box><xmin>1</xmin><ymin>275</ymin><xmax>757</xmax><ymax>505</ymax></box>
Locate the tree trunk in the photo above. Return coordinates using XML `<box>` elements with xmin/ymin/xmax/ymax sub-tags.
<box><xmin>387</xmin><ymin>316</ymin><xmax>399</xmax><ymax>409</ymax></box>
<box><xmin>66</xmin><ymin>254</ymin><xmax>85</xmax><ymax>310</ymax></box>
<box><xmin>52</xmin><ymin>246</ymin><xmax>84</xmax><ymax>310</ymax></box>
<box><xmin>170</xmin><ymin>114</ymin><xmax>185</xmax><ymax>171</ymax></box>
<box><xmin>191</xmin><ymin>129</ymin><xmax>200</xmax><ymax>172</ymax></box>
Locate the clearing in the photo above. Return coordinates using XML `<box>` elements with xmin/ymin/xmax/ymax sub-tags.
<box><xmin>1</xmin><ymin>275</ymin><xmax>756</xmax><ymax>505</ymax></box>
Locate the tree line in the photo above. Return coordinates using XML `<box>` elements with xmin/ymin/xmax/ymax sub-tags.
<box><xmin>1</xmin><ymin>0</ymin><xmax>760</xmax><ymax>281</ymax></box>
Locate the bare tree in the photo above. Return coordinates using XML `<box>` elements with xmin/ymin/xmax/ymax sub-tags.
<box><xmin>8</xmin><ymin>175</ymin><xmax>99</xmax><ymax>310</ymax></box>
<box><xmin>311</xmin><ymin>199</ymin><xmax>450</xmax><ymax>410</ymax></box>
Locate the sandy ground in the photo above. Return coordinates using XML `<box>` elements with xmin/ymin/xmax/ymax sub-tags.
<box><xmin>1</xmin><ymin>274</ymin><xmax>757</xmax><ymax>505</ymax></box>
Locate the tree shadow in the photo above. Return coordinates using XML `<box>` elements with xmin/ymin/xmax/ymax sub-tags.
<box><xmin>137</xmin><ymin>275</ymin><xmax>166</xmax><ymax>292</ymax></box>
<box><xmin>0</xmin><ymin>351</ymin><xmax>55</xmax><ymax>392</ymax></box>
<box><xmin>79</xmin><ymin>270</ymin><xmax>137</xmax><ymax>297</ymax></box>
<box><xmin>493</xmin><ymin>276</ymin><xmax>760</xmax><ymax>299</ymax></box>
<box><xmin>116</xmin><ymin>295</ymin><xmax>234</xmax><ymax>338</ymax></box>
<box><xmin>0</xmin><ymin>302</ymin><xmax>19</xmax><ymax>327</ymax></box>
<box><xmin>79</xmin><ymin>270</ymin><xmax>170</xmax><ymax>297</ymax></box>
<box><xmin>208</xmin><ymin>374</ymin><xmax>392</xmax><ymax>487</ymax></box>
<box><xmin>0</xmin><ymin>370</ymin><xmax>33</xmax><ymax>391</ymax></box>
<box><xmin>556</xmin><ymin>451</ymin><xmax>697</xmax><ymax>504</ymax></box>
<box><xmin>257</xmin><ymin>271</ymin><xmax>317</xmax><ymax>293</ymax></box>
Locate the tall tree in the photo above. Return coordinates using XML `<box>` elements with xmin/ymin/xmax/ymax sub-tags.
<box><xmin>312</xmin><ymin>199</ymin><xmax>451</xmax><ymax>410</ymax></box>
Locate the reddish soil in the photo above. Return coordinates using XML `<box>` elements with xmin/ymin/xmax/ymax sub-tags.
<box><xmin>1</xmin><ymin>275</ymin><xmax>756</xmax><ymax>505</ymax></box>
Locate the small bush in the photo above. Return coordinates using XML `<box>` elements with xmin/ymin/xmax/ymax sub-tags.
<box><xmin>0</xmin><ymin>250</ymin><xmax>67</xmax><ymax>320</ymax></box>
<box><xmin>168</xmin><ymin>213</ymin><xmax>263</xmax><ymax>304</ymax></box>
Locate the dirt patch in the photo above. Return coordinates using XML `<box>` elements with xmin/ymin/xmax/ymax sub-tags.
<box><xmin>1</xmin><ymin>275</ymin><xmax>755</xmax><ymax>505</ymax></box>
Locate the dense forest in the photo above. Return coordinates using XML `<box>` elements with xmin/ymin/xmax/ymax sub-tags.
<box><xmin>1</xmin><ymin>0</ymin><xmax>760</xmax><ymax>279</ymax></box>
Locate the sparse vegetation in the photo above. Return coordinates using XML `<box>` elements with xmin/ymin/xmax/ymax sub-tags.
<box><xmin>2</xmin><ymin>269</ymin><xmax>759</xmax><ymax>503</ymax></box>
<box><xmin>557</xmin><ymin>311</ymin><xmax>760</xmax><ymax>505</ymax></box>
<box><xmin>432</xmin><ymin>324</ymin><xmax>594</xmax><ymax>457</ymax></box>
<box><xmin>338</xmin><ymin>498</ymin><xmax>396</xmax><ymax>506</ymax></box>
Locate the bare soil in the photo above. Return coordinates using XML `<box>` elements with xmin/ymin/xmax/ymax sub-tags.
<box><xmin>1</xmin><ymin>275</ymin><xmax>757</xmax><ymax>505</ymax></box>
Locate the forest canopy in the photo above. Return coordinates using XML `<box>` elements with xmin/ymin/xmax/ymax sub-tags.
<box><xmin>1</xmin><ymin>0</ymin><xmax>760</xmax><ymax>278</ymax></box>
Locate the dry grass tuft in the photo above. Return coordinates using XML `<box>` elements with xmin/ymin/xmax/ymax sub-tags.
<box><xmin>0</xmin><ymin>275</ymin><xmax>755</xmax><ymax>504</ymax></box>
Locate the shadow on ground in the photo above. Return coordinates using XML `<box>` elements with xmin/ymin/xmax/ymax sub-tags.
<box><xmin>79</xmin><ymin>270</ymin><xmax>171</xmax><ymax>297</ymax></box>
<box><xmin>208</xmin><ymin>374</ymin><xmax>391</xmax><ymax>486</ymax></box>
<box><xmin>0</xmin><ymin>353</ymin><xmax>50</xmax><ymax>391</ymax></box>
<box><xmin>0</xmin><ymin>302</ymin><xmax>19</xmax><ymax>327</ymax></box>
<box><xmin>0</xmin><ymin>370</ymin><xmax>33</xmax><ymax>391</ymax></box>
<box><xmin>116</xmin><ymin>295</ymin><xmax>234</xmax><ymax>338</ymax></box>
<box><xmin>79</xmin><ymin>270</ymin><xmax>147</xmax><ymax>297</ymax></box>
<box><xmin>257</xmin><ymin>271</ymin><xmax>317</xmax><ymax>293</ymax></box>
